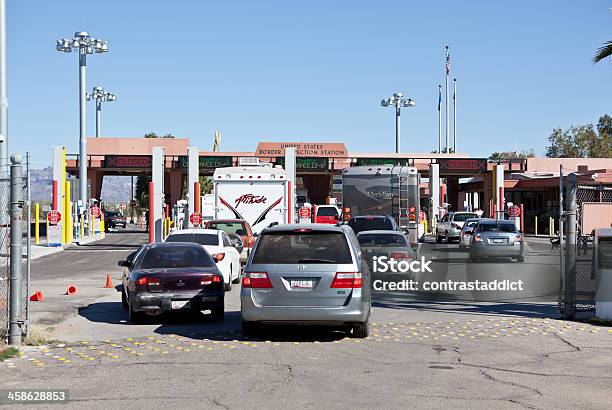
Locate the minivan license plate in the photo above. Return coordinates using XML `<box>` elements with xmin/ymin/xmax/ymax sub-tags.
<box><xmin>493</xmin><ymin>238</ymin><xmax>503</xmax><ymax>243</ymax></box>
<box><xmin>291</xmin><ymin>280</ymin><xmax>313</xmax><ymax>289</ymax></box>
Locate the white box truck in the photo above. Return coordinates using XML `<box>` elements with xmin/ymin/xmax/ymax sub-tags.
<box><xmin>213</xmin><ymin>165</ymin><xmax>291</xmax><ymax>234</ymax></box>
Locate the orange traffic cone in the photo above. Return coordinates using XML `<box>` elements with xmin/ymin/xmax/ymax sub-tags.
<box><xmin>29</xmin><ymin>291</ymin><xmax>44</xmax><ymax>302</ymax></box>
<box><xmin>104</xmin><ymin>274</ymin><xmax>113</xmax><ymax>288</ymax></box>
<box><xmin>65</xmin><ymin>285</ymin><xmax>77</xmax><ymax>295</ymax></box>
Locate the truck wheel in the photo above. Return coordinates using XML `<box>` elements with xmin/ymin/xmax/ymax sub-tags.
<box><xmin>436</xmin><ymin>234</ymin><xmax>442</xmax><ymax>243</ymax></box>
<box><xmin>242</xmin><ymin>320</ymin><xmax>260</xmax><ymax>337</ymax></box>
<box><xmin>121</xmin><ymin>287</ymin><xmax>128</xmax><ymax>309</ymax></box>
<box><xmin>224</xmin><ymin>276</ymin><xmax>232</xmax><ymax>291</ymax></box>
<box><xmin>351</xmin><ymin>321</ymin><xmax>369</xmax><ymax>338</ymax></box>
<box><xmin>210</xmin><ymin>305</ymin><xmax>224</xmax><ymax>321</ymax></box>
<box><xmin>128</xmin><ymin>298</ymin><xmax>144</xmax><ymax>323</ymax></box>
<box><xmin>517</xmin><ymin>256</ymin><xmax>525</xmax><ymax>262</ymax></box>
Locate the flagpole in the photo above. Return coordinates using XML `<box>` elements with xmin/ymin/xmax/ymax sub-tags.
<box><xmin>438</xmin><ymin>85</ymin><xmax>442</xmax><ymax>153</ymax></box>
<box><xmin>453</xmin><ymin>78</ymin><xmax>457</xmax><ymax>153</ymax></box>
<box><xmin>445</xmin><ymin>45</ymin><xmax>449</xmax><ymax>152</ymax></box>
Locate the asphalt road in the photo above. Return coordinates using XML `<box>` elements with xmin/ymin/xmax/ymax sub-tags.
<box><xmin>2</xmin><ymin>232</ymin><xmax>612</xmax><ymax>409</ymax></box>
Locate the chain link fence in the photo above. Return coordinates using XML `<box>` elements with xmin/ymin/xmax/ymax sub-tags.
<box><xmin>0</xmin><ymin>157</ymin><xmax>31</xmax><ymax>342</ymax></box>
<box><xmin>559</xmin><ymin>185</ymin><xmax>612</xmax><ymax>318</ymax></box>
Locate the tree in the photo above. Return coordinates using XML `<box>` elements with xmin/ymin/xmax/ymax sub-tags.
<box><xmin>489</xmin><ymin>150</ymin><xmax>535</xmax><ymax>161</ymax></box>
<box><xmin>593</xmin><ymin>40</ymin><xmax>612</xmax><ymax>63</ymax></box>
<box><xmin>489</xmin><ymin>152</ymin><xmax>502</xmax><ymax>161</ymax></box>
<box><xmin>545</xmin><ymin>115</ymin><xmax>612</xmax><ymax>158</ymax></box>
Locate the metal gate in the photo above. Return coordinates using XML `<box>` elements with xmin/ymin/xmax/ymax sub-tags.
<box><xmin>0</xmin><ymin>155</ymin><xmax>31</xmax><ymax>341</ymax></box>
<box><xmin>559</xmin><ymin>185</ymin><xmax>612</xmax><ymax>318</ymax></box>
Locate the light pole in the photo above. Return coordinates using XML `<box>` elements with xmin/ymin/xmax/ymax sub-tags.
<box><xmin>381</xmin><ymin>92</ymin><xmax>416</xmax><ymax>153</ymax></box>
<box><xmin>56</xmin><ymin>32</ymin><xmax>108</xmax><ymax>211</ymax></box>
<box><xmin>87</xmin><ymin>86</ymin><xmax>116</xmax><ymax>138</ymax></box>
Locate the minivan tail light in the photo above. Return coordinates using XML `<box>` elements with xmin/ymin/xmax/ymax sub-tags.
<box><xmin>515</xmin><ymin>234</ymin><xmax>522</xmax><ymax>241</ymax></box>
<box><xmin>331</xmin><ymin>272</ymin><xmax>362</xmax><ymax>288</ymax></box>
<box><xmin>242</xmin><ymin>272</ymin><xmax>273</xmax><ymax>288</ymax></box>
<box><xmin>474</xmin><ymin>234</ymin><xmax>482</xmax><ymax>242</ymax></box>
<box><xmin>212</xmin><ymin>253</ymin><xmax>225</xmax><ymax>262</ymax></box>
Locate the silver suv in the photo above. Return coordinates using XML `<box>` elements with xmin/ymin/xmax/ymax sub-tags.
<box><xmin>436</xmin><ymin>212</ymin><xmax>479</xmax><ymax>243</ymax></box>
<box><xmin>241</xmin><ymin>224</ymin><xmax>371</xmax><ymax>338</ymax></box>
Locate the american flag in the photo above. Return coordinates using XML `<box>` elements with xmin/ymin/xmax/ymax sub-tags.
<box><xmin>446</xmin><ymin>52</ymin><xmax>451</xmax><ymax>75</ymax></box>
<box><xmin>452</xmin><ymin>91</ymin><xmax>455</xmax><ymax>107</ymax></box>
<box><xmin>438</xmin><ymin>86</ymin><xmax>442</xmax><ymax>111</ymax></box>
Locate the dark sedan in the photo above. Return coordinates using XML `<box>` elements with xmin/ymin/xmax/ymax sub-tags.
<box><xmin>119</xmin><ymin>242</ymin><xmax>225</xmax><ymax>322</ymax></box>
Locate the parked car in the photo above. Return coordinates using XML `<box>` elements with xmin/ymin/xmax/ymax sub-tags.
<box><xmin>104</xmin><ymin>210</ymin><xmax>127</xmax><ymax>231</ymax></box>
<box><xmin>165</xmin><ymin>229</ymin><xmax>242</xmax><ymax>291</ymax></box>
<box><xmin>204</xmin><ymin>219</ymin><xmax>255</xmax><ymax>263</ymax></box>
<box><xmin>357</xmin><ymin>230</ymin><xmax>416</xmax><ymax>273</ymax></box>
<box><xmin>313</xmin><ymin>205</ymin><xmax>340</xmax><ymax>224</ymax></box>
<box><xmin>241</xmin><ymin>224</ymin><xmax>371</xmax><ymax>338</ymax></box>
<box><xmin>469</xmin><ymin>220</ymin><xmax>524</xmax><ymax>262</ymax></box>
<box><xmin>119</xmin><ymin>242</ymin><xmax>225</xmax><ymax>322</ymax></box>
<box><xmin>459</xmin><ymin>218</ymin><xmax>492</xmax><ymax>250</ymax></box>
<box><xmin>435</xmin><ymin>212</ymin><xmax>479</xmax><ymax>243</ymax></box>
<box><xmin>346</xmin><ymin>215</ymin><xmax>399</xmax><ymax>235</ymax></box>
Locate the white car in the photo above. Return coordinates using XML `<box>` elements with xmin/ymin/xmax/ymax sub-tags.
<box><xmin>165</xmin><ymin>229</ymin><xmax>242</xmax><ymax>291</ymax></box>
<box><xmin>436</xmin><ymin>212</ymin><xmax>479</xmax><ymax>243</ymax></box>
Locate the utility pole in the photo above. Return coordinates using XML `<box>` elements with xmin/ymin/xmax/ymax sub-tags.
<box><xmin>564</xmin><ymin>172</ymin><xmax>577</xmax><ymax>320</ymax></box>
<box><xmin>0</xmin><ymin>0</ymin><xmax>7</xmax><ymax>173</ymax></box>
<box><xmin>8</xmin><ymin>154</ymin><xmax>23</xmax><ymax>345</ymax></box>
<box><xmin>381</xmin><ymin>92</ymin><xmax>416</xmax><ymax>154</ymax></box>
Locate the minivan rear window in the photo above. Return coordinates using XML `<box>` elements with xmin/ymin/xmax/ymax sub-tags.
<box><xmin>348</xmin><ymin>217</ymin><xmax>393</xmax><ymax>233</ymax></box>
<box><xmin>252</xmin><ymin>232</ymin><xmax>353</xmax><ymax>264</ymax></box>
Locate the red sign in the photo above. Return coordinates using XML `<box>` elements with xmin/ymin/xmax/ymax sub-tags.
<box><xmin>90</xmin><ymin>206</ymin><xmax>101</xmax><ymax>218</ymax></box>
<box><xmin>439</xmin><ymin>158</ymin><xmax>488</xmax><ymax>173</ymax></box>
<box><xmin>47</xmin><ymin>210</ymin><xmax>62</xmax><ymax>225</ymax></box>
<box><xmin>105</xmin><ymin>155</ymin><xmax>152</xmax><ymax>168</ymax></box>
<box><xmin>189</xmin><ymin>212</ymin><xmax>203</xmax><ymax>226</ymax></box>
<box><xmin>508</xmin><ymin>205</ymin><xmax>521</xmax><ymax>217</ymax></box>
<box><xmin>299</xmin><ymin>206</ymin><xmax>311</xmax><ymax>219</ymax></box>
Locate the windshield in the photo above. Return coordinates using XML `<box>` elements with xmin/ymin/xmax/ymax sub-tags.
<box><xmin>252</xmin><ymin>231</ymin><xmax>353</xmax><ymax>264</ymax></box>
<box><xmin>478</xmin><ymin>223</ymin><xmax>518</xmax><ymax>233</ymax></box>
<box><xmin>348</xmin><ymin>217</ymin><xmax>393</xmax><ymax>234</ymax></box>
<box><xmin>208</xmin><ymin>222</ymin><xmax>247</xmax><ymax>236</ymax></box>
<box><xmin>358</xmin><ymin>233</ymin><xmax>407</xmax><ymax>247</ymax></box>
<box><xmin>452</xmin><ymin>213</ymin><xmax>478</xmax><ymax>222</ymax></box>
<box><xmin>166</xmin><ymin>233</ymin><xmax>219</xmax><ymax>246</ymax></box>
<box><xmin>140</xmin><ymin>245</ymin><xmax>214</xmax><ymax>269</ymax></box>
<box><xmin>105</xmin><ymin>211</ymin><xmax>121</xmax><ymax>217</ymax></box>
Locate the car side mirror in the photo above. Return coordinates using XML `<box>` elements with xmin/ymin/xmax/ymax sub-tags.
<box><xmin>118</xmin><ymin>260</ymin><xmax>129</xmax><ymax>267</ymax></box>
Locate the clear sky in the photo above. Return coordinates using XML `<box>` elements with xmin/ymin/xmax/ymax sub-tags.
<box><xmin>6</xmin><ymin>0</ymin><xmax>612</xmax><ymax>168</ymax></box>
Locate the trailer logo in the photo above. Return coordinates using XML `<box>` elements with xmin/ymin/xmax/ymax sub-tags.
<box><xmin>234</xmin><ymin>194</ymin><xmax>267</xmax><ymax>208</ymax></box>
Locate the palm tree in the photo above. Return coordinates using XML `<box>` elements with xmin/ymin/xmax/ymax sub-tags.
<box><xmin>489</xmin><ymin>152</ymin><xmax>502</xmax><ymax>162</ymax></box>
<box><xmin>593</xmin><ymin>41</ymin><xmax>612</xmax><ymax>63</ymax></box>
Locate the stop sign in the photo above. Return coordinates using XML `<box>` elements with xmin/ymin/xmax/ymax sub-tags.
<box><xmin>47</xmin><ymin>210</ymin><xmax>62</xmax><ymax>225</ymax></box>
<box><xmin>299</xmin><ymin>206</ymin><xmax>311</xmax><ymax>219</ymax></box>
<box><xmin>90</xmin><ymin>206</ymin><xmax>101</xmax><ymax>218</ymax></box>
<box><xmin>508</xmin><ymin>205</ymin><xmax>521</xmax><ymax>217</ymax></box>
<box><xmin>189</xmin><ymin>212</ymin><xmax>203</xmax><ymax>226</ymax></box>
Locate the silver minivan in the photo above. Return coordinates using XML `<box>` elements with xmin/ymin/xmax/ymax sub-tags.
<box><xmin>241</xmin><ymin>224</ymin><xmax>371</xmax><ymax>338</ymax></box>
